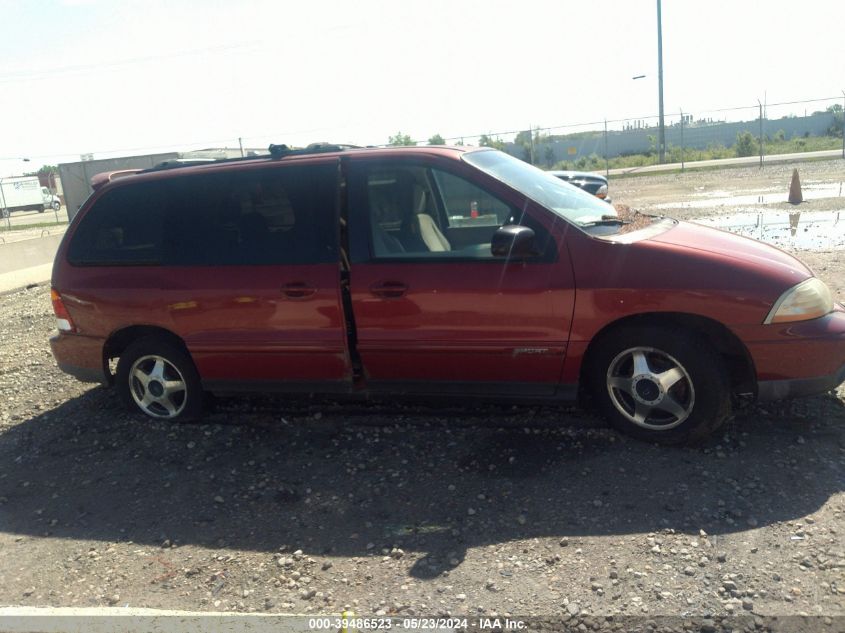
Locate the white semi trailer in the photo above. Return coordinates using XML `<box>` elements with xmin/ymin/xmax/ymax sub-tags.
<box><xmin>0</xmin><ymin>176</ymin><xmax>61</xmax><ymax>218</ymax></box>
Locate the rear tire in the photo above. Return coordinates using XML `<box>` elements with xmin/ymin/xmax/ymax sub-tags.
<box><xmin>587</xmin><ymin>325</ymin><xmax>731</xmax><ymax>445</ymax></box>
<box><xmin>116</xmin><ymin>337</ymin><xmax>203</xmax><ymax>421</ymax></box>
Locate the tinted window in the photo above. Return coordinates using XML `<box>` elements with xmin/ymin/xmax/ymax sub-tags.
<box><xmin>68</xmin><ymin>163</ymin><xmax>338</xmax><ymax>266</ymax></box>
<box><xmin>67</xmin><ymin>184</ymin><xmax>165</xmax><ymax>265</ymax></box>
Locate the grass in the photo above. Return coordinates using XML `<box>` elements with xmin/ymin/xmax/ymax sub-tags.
<box><xmin>549</xmin><ymin>133</ymin><xmax>844</xmax><ymax>173</ymax></box>
<box><xmin>0</xmin><ymin>220</ymin><xmax>68</xmax><ymax>233</ymax></box>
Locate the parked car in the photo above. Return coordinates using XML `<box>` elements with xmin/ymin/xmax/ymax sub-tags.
<box><xmin>49</xmin><ymin>145</ymin><xmax>844</xmax><ymax>444</ymax></box>
<box><xmin>549</xmin><ymin>170</ymin><xmax>610</xmax><ymax>202</ymax></box>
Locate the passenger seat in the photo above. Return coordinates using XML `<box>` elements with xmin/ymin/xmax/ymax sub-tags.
<box><xmin>415</xmin><ymin>213</ymin><xmax>451</xmax><ymax>252</ymax></box>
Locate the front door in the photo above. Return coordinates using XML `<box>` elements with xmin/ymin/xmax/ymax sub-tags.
<box><xmin>346</xmin><ymin>158</ymin><xmax>575</xmax><ymax>396</ymax></box>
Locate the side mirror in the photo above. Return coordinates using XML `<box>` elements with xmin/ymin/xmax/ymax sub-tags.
<box><xmin>491</xmin><ymin>225</ymin><xmax>536</xmax><ymax>259</ymax></box>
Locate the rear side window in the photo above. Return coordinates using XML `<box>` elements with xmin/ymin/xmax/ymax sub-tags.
<box><xmin>67</xmin><ymin>184</ymin><xmax>165</xmax><ymax>265</ymax></box>
<box><xmin>68</xmin><ymin>163</ymin><xmax>338</xmax><ymax>266</ymax></box>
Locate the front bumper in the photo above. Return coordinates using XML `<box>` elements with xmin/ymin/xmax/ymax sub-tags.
<box><xmin>50</xmin><ymin>333</ymin><xmax>108</xmax><ymax>385</ymax></box>
<box><xmin>738</xmin><ymin>307</ymin><xmax>845</xmax><ymax>401</ymax></box>
<box><xmin>757</xmin><ymin>361</ymin><xmax>845</xmax><ymax>401</ymax></box>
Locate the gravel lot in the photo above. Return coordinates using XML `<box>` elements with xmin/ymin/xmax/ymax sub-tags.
<box><xmin>1</xmin><ymin>160</ymin><xmax>843</xmax><ymax>628</ymax></box>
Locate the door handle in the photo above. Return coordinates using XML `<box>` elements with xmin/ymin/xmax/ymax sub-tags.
<box><xmin>282</xmin><ymin>282</ymin><xmax>316</xmax><ymax>299</ymax></box>
<box><xmin>370</xmin><ymin>281</ymin><xmax>408</xmax><ymax>298</ymax></box>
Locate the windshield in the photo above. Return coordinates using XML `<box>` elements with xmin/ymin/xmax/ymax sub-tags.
<box><xmin>462</xmin><ymin>149</ymin><xmax>617</xmax><ymax>227</ymax></box>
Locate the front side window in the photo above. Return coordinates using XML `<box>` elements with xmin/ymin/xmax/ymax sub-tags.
<box><xmin>356</xmin><ymin>163</ymin><xmax>552</xmax><ymax>260</ymax></box>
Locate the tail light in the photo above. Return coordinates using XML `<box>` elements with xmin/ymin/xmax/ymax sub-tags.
<box><xmin>596</xmin><ymin>184</ymin><xmax>609</xmax><ymax>199</ymax></box>
<box><xmin>50</xmin><ymin>288</ymin><xmax>76</xmax><ymax>332</ymax></box>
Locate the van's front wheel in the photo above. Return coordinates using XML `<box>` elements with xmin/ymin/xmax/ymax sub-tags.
<box><xmin>588</xmin><ymin>326</ymin><xmax>731</xmax><ymax>444</ymax></box>
<box><xmin>116</xmin><ymin>338</ymin><xmax>203</xmax><ymax>421</ymax></box>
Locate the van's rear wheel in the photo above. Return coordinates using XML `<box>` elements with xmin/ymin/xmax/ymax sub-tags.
<box><xmin>116</xmin><ymin>337</ymin><xmax>203</xmax><ymax>421</ymax></box>
<box><xmin>588</xmin><ymin>326</ymin><xmax>731</xmax><ymax>444</ymax></box>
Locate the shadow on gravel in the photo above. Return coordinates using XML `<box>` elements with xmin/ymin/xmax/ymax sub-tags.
<box><xmin>1</xmin><ymin>387</ymin><xmax>843</xmax><ymax>579</ymax></box>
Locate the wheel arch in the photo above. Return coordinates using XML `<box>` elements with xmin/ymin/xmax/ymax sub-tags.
<box><xmin>579</xmin><ymin>312</ymin><xmax>757</xmax><ymax>400</ymax></box>
<box><xmin>103</xmin><ymin>325</ymin><xmax>190</xmax><ymax>385</ymax></box>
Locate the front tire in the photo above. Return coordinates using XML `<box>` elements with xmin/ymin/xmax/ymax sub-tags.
<box><xmin>587</xmin><ymin>325</ymin><xmax>731</xmax><ymax>444</ymax></box>
<box><xmin>116</xmin><ymin>337</ymin><xmax>203</xmax><ymax>421</ymax></box>
<box><xmin>51</xmin><ymin>201</ymin><xmax>60</xmax><ymax>211</ymax></box>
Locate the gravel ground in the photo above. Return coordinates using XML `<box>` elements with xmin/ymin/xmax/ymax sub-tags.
<box><xmin>1</xmin><ymin>161</ymin><xmax>844</xmax><ymax>629</ymax></box>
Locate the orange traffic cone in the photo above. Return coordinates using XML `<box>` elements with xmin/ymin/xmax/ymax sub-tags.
<box><xmin>788</xmin><ymin>169</ymin><xmax>803</xmax><ymax>204</ymax></box>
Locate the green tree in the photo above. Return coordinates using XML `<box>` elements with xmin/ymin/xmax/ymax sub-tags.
<box><xmin>735</xmin><ymin>131</ymin><xmax>758</xmax><ymax>157</ymax></box>
<box><xmin>24</xmin><ymin>165</ymin><xmax>59</xmax><ymax>177</ymax></box>
<box><xmin>478</xmin><ymin>134</ymin><xmax>505</xmax><ymax>151</ymax></box>
<box><xmin>427</xmin><ymin>133</ymin><xmax>445</xmax><ymax>145</ymax></box>
<box><xmin>826</xmin><ymin>104</ymin><xmax>843</xmax><ymax>136</ymax></box>
<box><xmin>388</xmin><ymin>132</ymin><xmax>414</xmax><ymax>146</ymax></box>
<box><xmin>543</xmin><ymin>144</ymin><xmax>555</xmax><ymax>166</ymax></box>
<box><xmin>514</xmin><ymin>130</ymin><xmax>532</xmax><ymax>146</ymax></box>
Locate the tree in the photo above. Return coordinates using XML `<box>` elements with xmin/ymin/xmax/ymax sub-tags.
<box><xmin>478</xmin><ymin>134</ymin><xmax>505</xmax><ymax>151</ymax></box>
<box><xmin>735</xmin><ymin>131</ymin><xmax>758</xmax><ymax>157</ymax></box>
<box><xmin>24</xmin><ymin>165</ymin><xmax>58</xmax><ymax>177</ymax></box>
<box><xmin>543</xmin><ymin>144</ymin><xmax>555</xmax><ymax>166</ymax></box>
<box><xmin>427</xmin><ymin>133</ymin><xmax>445</xmax><ymax>145</ymax></box>
<box><xmin>514</xmin><ymin>130</ymin><xmax>532</xmax><ymax>146</ymax></box>
<box><xmin>826</xmin><ymin>104</ymin><xmax>843</xmax><ymax>137</ymax></box>
<box><xmin>388</xmin><ymin>132</ymin><xmax>414</xmax><ymax>146</ymax></box>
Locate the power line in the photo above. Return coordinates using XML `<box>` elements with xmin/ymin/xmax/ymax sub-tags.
<box><xmin>4</xmin><ymin>95</ymin><xmax>841</xmax><ymax>162</ymax></box>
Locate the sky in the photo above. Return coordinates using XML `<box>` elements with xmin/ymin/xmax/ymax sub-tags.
<box><xmin>1</xmin><ymin>0</ymin><xmax>843</xmax><ymax>175</ymax></box>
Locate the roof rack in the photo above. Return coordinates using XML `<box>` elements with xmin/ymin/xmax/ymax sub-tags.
<box><xmin>146</xmin><ymin>158</ymin><xmax>219</xmax><ymax>171</ymax></box>
<box><xmin>269</xmin><ymin>142</ymin><xmax>360</xmax><ymax>159</ymax></box>
<box><xmin>140</xmin><ymin>142</ymin><xmax>363</xmax><ymax>173</ymax></box>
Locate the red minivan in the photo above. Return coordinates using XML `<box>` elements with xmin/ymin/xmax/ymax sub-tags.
<box><xmin>50</xmin><ymin>145</ymin><xmax>845</xmax><ymax>444</ymax></box>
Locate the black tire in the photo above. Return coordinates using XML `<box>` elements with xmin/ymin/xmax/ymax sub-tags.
<box><xmin>587</xmin><ymin>325</ymin><xmax>731</xmax><ymax>445</ymax></box>
<box><xmin>39</xmin><ymin>207</ymin><xmax>46</xmax><ymax>213</ymax></box>
<box><xmin>51</xmin><ymin>201</ymin><xmax>60</xmax><ymax>211</ymax></box>
<box><xmin>116</xmin><ymin>336</ymin><xmax>203</xmax><ymax>421</ymax></box>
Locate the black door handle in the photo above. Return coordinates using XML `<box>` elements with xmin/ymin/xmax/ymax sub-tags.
<box><xmin>370</xmin><ymin>281</ymin><xmax>408</xmax><ymax>298</ymax></box>
<box><xmin>282</xmin><ymin>282</ymin><xmax>316</xmax><ymax>299</ymax></box>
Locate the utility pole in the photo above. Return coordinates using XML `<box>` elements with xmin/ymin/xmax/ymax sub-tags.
<box><xmin>656</xmin><ymin>0</ymin><xmax>665</xmax><ymax>164</ymax></box>
<box><xmin>529</xmin><ymin>124</ymin><xmax>536</xmax><ymax>165</ymax></box>
<box><xmin>238</xmin><ymin>137</ymin><xmax>245</xmax><ymax>158</ymax></box>
<box><xmin>679</xmin><ymin>109</ymin><xmax>684</xmax><ymax>172</ymax></box>
<box><xmin>604</xmin><ymin>119</ymin><xmax>609</xmax><ymax>177</ymax></box>
<box><xmin>841</xmin><ymin>90</ymin><xmax>844</xmax><ymax>159</ymax></box>
<box><xmin>758</xmin><ymin>99</ymin><xmax>764</xmax><ymax>168</ymax></box>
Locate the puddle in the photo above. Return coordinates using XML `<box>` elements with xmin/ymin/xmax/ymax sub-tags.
<box><xmin>656</xmin><ymin>182</ymin><xmax>844</xmax><ymax>210</ymax></box>
<box><xmin>692</xmin><ymin>210</ymin><xmax>845</xmax><ymax>251</ymax></box>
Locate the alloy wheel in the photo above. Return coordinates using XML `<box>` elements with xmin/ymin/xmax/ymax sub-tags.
<box><xmin>128</xmin><ymin>354</ymin><xmax>188</xmax><ymax>418</ymax></box>
<box><xmin>606</xmin><ymin>346</ymin><xmax>695</xmax><ymax>431</ymax></box>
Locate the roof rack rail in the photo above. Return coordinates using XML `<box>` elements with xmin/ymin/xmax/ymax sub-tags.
<box><xmin>268</xmin><ymin>142</ymin><xmax>361</xmax><ymax>159</ymax></box>
<box><xmin>146</xmin><ymin>158</ymin><xmax>220</xmax><ymax>171</ymax></box>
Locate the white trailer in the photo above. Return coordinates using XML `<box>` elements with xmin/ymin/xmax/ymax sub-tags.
<box><xmin>0</xmin><ymin>176</ymin><xmax>61</xmax><ymax>218</ymax></box>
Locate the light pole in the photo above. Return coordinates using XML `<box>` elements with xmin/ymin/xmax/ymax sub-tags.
<box><xmin>656</xmin><ymin>0</ymin><xmax>665</xmax><ymax>164</ymax></box>
<box><xmin>758</xmin><ymin>99</ymin><xmax>764</xmax><ymax>168</ymax></box>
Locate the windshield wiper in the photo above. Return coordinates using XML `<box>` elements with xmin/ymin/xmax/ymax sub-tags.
<box><xmin>577</xmin><ymin>215</ymin><xmax>629</xmax><ymax>228</ymax></box>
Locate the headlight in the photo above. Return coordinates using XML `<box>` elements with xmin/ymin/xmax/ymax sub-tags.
<box><xmin>764</xmin><ymin>277</ymin><xmax>834</xmax><ymax>324</ymax></box>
